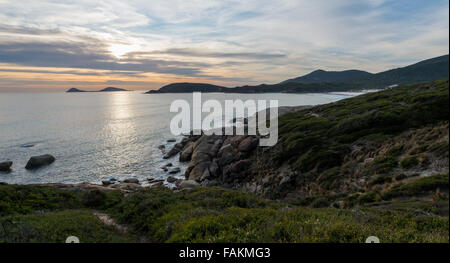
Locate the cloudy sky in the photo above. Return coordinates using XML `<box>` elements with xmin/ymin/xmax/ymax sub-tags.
<box><xmin>0</xmin><ymin>0</ymin><xmax>448</xmax><ymax>91</ymax></box>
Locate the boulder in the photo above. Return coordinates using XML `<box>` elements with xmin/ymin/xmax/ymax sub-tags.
<box><xmin>123</xmin><ymin>178</ymin><xmax>139</xmax><ymax>184</ymax></box>
<box><xmin>230</xmin><ymin>135</ymin><xmax>246</xmax><ymax>148</ymax></box>
<box><xmin>231</xmin><ymin>159</ymin><xmax>251</xmax><ymax>173</ymax></box>
<box><xmin>0</xmin><ymin>161</ymin><xmax>12</xmax><ymax>172</ymax></box>
<box><xmin>25</xmin><ymin>154</ymin><xmax>55</xmax><ymax>169</ymax></box>
<box><xmin>208</xmin><ymin>160</ymin><xmax>220</xmax><ymax>178</ymax></box>
<box><xmin>217</xmin><ymin>144</ymin><xmax>237</xmax><ymax>166</ymax></box>
<box><xmin>188</xmin><ymin>162</ymin><xmax>210</xmax><ymax>181</ymax></box>
<box><xmin>238</xmin><ymin>137</ymin><xmax>258</xmax><ymax>152</ymax></box>
<box><xmin>191</xmin><ymin>152</ymin><xmax>211</xmax><ymax>165</ymax></box>
<box><xmin>179</xmin><ymin>142</ymin><xmax>194</xmax><ymax>162</ymax></box>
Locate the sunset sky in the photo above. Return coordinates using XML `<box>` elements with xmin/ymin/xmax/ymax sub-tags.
<box><xmin>0</xmin><ymin>0</ymin><xmax>448</xmax><ymax>92</ymax></box>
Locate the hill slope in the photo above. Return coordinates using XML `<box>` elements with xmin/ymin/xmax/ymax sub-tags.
<box><xmin>146</xmin><ymin>83</ymin><xmax>226</xmax><ymax>93</ymax></box>
<box><xmin>281</xmin><ymin>69</ymin><xmax>372</xmax><ymax>84</ymax></box>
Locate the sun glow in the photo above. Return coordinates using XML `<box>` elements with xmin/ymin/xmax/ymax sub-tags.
<box><xmin>108</xmin><ymin>43</ymin><xmax>138</xmax><ymax>58</ymax></box>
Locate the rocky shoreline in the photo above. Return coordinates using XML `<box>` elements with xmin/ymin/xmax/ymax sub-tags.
<box><xmin>156</xmin><ymin>106</ymin><xmax>311</xmax><ymax>196</ymax></box>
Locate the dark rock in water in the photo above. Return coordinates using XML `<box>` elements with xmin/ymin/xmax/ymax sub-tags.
<box><xmin>25</xmin><ymin>154</ymin><xmax>55</xmax><ymax>169</ymax></box>
<box><xmin>163</xmin><ymin>142</ymin><xmax>184</xmax><ymax>159</ymax></box>
<box><xmin>0</xmin><ymin>161</ymin><xmax>13</xmax><ymax>171</ymax></box>
<box><xmin>123</xmin><ymin>178</ymin><xmax>139</xmax><ymax>184</ymax></box>
<box><xmin>168</xmin><ymin>167</ymin><xmax>181</xmax><ymax>174</ymax></box>
<box><xmin>101</xmin><ymin>177</ymin><xmax>117</xmax><ymax>186</ymax></box>
<box><xmin>167</xmin><ymin>138</ymin><xmax>176</xmax><ymax>142</ymax></box>
<box><xmin>147</xmin><ymin>177</ymin><xmax>164</xmax><ymax>183</ymax></box>
<box><xmin>167</xmin><ymin>176</ymin><xmax>177</xmax><ymax>183</ymax></box>
<box><xmin>157</xmin><ymin>145</ymin><xmax>166</xmax><ymax>152</ymax></box>
<box><xmin>20</xmin><ymin>143</ymin><xmax>35</xmax><ymax>148</ymax></box>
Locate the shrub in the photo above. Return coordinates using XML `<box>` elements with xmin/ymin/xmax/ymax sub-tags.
<box><xmin>383</xmin><ymin>174</ymin><xmax>449</xmax><ymax>199</ymax></box>
<box><xmin>400</xmin><ymin>156</ymin><xmax>419</xmax><ymax>169</ymax></box>
<box><xmin>310</xmin><ymin>197</ymin><xmax>330</xmax><ymax>208</ymax></box>
<box><xmin>369</xmin><ymin>174</ymin><xmax>392</xmax><ymax>187</ymax></box>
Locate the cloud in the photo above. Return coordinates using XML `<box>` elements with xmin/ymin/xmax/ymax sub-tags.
<box><xmin>0</xmin><ymin>41</ymin><xmax>211</xmax><ymax>77</ymax></box>
<box><xmin>0</xmin><ymin>0</ymin><xmax>448</xmax><ymax>90</ymax></box>
<box><xmin>127</xmin><ymin>48</ymin><xmax>287</xmax><ymax>60</ymax></box>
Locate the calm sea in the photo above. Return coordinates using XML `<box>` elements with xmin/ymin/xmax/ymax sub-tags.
<box><xmin>0</xmin><ymin>91</ymin><xmax>363</xmax><ymax>185</ymax></box>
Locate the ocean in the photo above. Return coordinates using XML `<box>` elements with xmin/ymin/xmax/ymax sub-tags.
<box><xmin>0</xmin><ymin>91</ymin><xmax>364</xmax><ymax>185</ymax></box>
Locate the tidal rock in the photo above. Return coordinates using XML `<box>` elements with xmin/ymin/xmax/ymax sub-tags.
<box><xmin>150</xmin><ymin>181</ymin><xmax>164</xmax><ymax>188</ymax></box>
<box><xmin>167</xmin><ymin>176</ymin><xmax>177</xmax><ymax>183</ymax></box>
<box><xmin>25</xmin><ymin>154</ymin><xmax>55</xmax><ymax>170</ymax></box>
<box><xmin>0</xmin><ymin>161</ymin><xmax>13</xmax><ymax>172</ymax></box>
<box><xmin>163</xmin><ymin>142</ymin><xmax>184</xmax><ymax>159</ymax></box>
<box><xmin>179</xmin><ymin>142</ymin><xmax>194</xmax><ymax>162</ymax></box>
<box><xmin>123</xmin><ymin>178</ymin><xmax>139</xmax><ymax>184</ymax></box>
<box><xmin>167</xmin><ymin>138</ymin><xmax>176</xmax><ymax>142</ymax></box>
<box><xmin>147</xmin><ymin>177</ymin><xmax>164</xmax><ymax>183</ymax></box>
<box><xmin>168</xmin><ymin>167</ymin><xmax>181</xmax><ymax>174</ymax></box>
<box><xmin>102</xmin><ymin>180</ymin><xmax>114</xmax><ymax>186</ymax></box>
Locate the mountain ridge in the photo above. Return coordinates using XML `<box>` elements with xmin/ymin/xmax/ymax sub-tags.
<box><xmin>280</xmin><ymin>69</ymin><xmax>373</xmax><ymax>84</ymax></box>
<box><xmin>146</xmin><ymin>54</ymin><xmax>449</xmax><ymax>94</ymax></box>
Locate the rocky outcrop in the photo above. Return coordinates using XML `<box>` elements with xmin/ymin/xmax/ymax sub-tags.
<box><xmin>0</xmin><ymin>161</ymin><xmax>12</xmax><ymax>172</ymax></box>
<box><xmin>25</xmin><ymin>154</ymin><xmax>55</xmax><ymax>170</ymax></box>
<box><xmin>123</xmin><ymin>178</ymin><xmax>139</xmax><ymax>184</ymax></box>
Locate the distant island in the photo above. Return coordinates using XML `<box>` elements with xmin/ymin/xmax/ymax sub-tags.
<box><xmin>146</xmin><ymin>54</ymin><xmax>449</xmax><ymax>94</ymax></box>
<box><xmin>67</xmin><ymin>87</ymin><xmax>129</xmax><ymax>92</ymax></box>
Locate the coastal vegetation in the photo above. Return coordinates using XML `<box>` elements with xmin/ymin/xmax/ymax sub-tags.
<box><xmin>0</xmin><ymin>185</ymin><xmax>447</xmax><ymax>242</ymax></box>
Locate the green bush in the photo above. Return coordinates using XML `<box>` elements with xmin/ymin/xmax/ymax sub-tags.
<box><xmin>383</xmin><ymin>174</ymin><xmax>449</xmax><ymax>199</ymax></box>
<box><xmin>400</xmin><ymin>156</ymin><xmax>419</xmax><ymax>169</ymax></box>
<box><xmin>369</xmin><ymin>174</ymin><xmax>392</xmax><ymax>187</ymax></box>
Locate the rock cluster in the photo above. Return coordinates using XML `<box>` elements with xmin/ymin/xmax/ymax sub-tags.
<box><xmin>164</xmin><ymin>131</ymin><xmax>261</xmax><ymax>189</ymax></box>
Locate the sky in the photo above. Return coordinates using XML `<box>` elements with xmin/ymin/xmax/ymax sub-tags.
<box><xmin>0</xmin><ymin>0</ymin><xmax>448</xmax><ymax>92</ymax></box>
